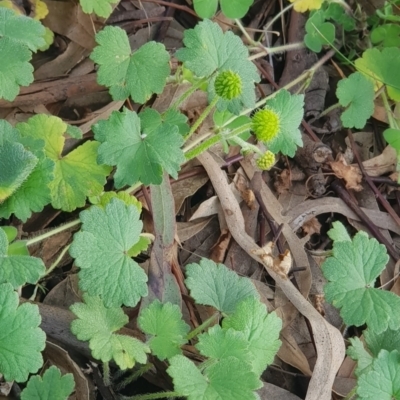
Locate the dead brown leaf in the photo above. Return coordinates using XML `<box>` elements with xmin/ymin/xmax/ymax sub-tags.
<box><xmin>330</xmin><ymin>153</ymin><xmax>363</xmax><ymax>191</ymax></box>
<box><xmin>302</xmin><ymin>217</ymin><xmax>322</xmax><ymax>236</ymax></box>
<box><xmin>210</xmin><ymin>228</ymin><xmax>231</xmax><ymax>263</ymax></box>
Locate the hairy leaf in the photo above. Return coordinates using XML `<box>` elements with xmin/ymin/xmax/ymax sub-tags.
<box><xmin>0</xmin><ymin>228</ymin><xmax>45</xmax><ymax>288</ymax></box>
<box><xmin>0</xmin><ymin>283</ymin><xmax>45</xmax><ymax>382</ymax></box>
<box><xmin>69</xmin><ymin>199</ymin><xmax>148</xmax><ymax>307</ymax></box>
<box><xmin>185</xmin><ymin>258</ymin><xmax>258</xmax><ymax>314</ymax></box>
<box><xmin>21</xmin><ymin>366</ymin><xmax>75</xmax><ymax>400</ymax></box>
<box><xmin>17</xmin><ymin>114</ymin><xmax>110</xmax><ymax>211</ymax></box>
<box><xmin>71</xmin><ymin>293</ymin><xmax>149</xmax><ymax>369</ymax></box>
<box><xmin>91</xmin><ymin>26</ymin><xmax>170</xmax><ymax>103</ymax></box>
<box><xmin>168</xmin><ymin>355</ymin><xmax>262</xmax><ymax>399</ymax></box>
<box><xmin>223</xmin><ymin>297</ymin><xmax>282</xmax><ymax>375</ymax></box>
<box><xmin>93</xmin><ymin>108</ymin><xmax>185</xmax><ymax>187</ymax></box>
<box><xmin>322</xmin><ymin>230</ymin><xmax>400</xmax><ymax>333</ymax></box>
<box><xmin>138</xmin><ymin>300</ymin><xmax>190</xmax><ymax>360</ymax></box>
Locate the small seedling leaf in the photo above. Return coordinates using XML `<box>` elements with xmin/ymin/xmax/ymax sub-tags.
<box><xmin>185</xmin><ymin>258</ymin><xmax>259</xmax><ymax>314</ymax></box>
<box><xmin>21</xmin><ymin>366</ymin><xmax>75</xmax><ymax>400</ymax></box>
<box><xmin>91</xmin><ymin>26</ymin><xmax>170</xmax><ymax>103</ymax></box>
<box><xmin>323</xmin><ymin>3</ymin><xmax>355</xmax><ymax>31</ymax></box>
<box><xmin>384</xmin><ymin>128</ymin><xmax>400</xmax><ymax>153</ymax></box>
<box><xmin>138</xmin><ymin>300</ymin><xmax>190</xmax><ymax>360</ymax></box>
<box><xmin>220</xmin><ymin>0</ymin><xmax>253</xmax><ymax>18</ymax></box>
<box><xmin>336</xmin><ymin>72</ymin><xmax>375</xmax><ymax>129</ymax></box>
<box><xmin>69</xmin><ymin>198</ymin><xmax>148</xmax><ymax>307</ymax></box>
<box><xmin>304</xmin><ymin>10</ymin><xmax>335</xmax><ymax>52</ymax></box>
<box><xmin>355</xmin><ymin>47</ymin><xmax>400</xmax><ymax>101</ymax></box>
<box><xmin>371</xmin><ymin>24</ymin><xmax>400</xmax><ymax>48</ymax></box>
<box><xmin>193</xmin><ymin>0</ymin><xmax>218</xmax><ymax>18</ymax></box>
<box><xmin>193</xmin><ymin>0</ymin><xmax>253</xmax><ymax>18</ymax></box>
<box><xmin>327</xmin><ymin>221</ymin><xmax>351</xmax><ymax>242</ymax></box>
<box><xmin>322</xmin><ymin>230</ymin><xmax>400</xmax><ymax>333</ymax></box>
<box><xmin>0</xmin><ymin>283</ymin><xmax>46</xmax><ymax>382</ymax></box>
<box><xmin>93</xmin><ymin>108</ymin><xmax>185</xmax><ymax>187</ymax></box>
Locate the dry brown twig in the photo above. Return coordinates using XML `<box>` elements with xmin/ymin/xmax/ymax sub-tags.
<box><xmin>197</xmin><ymin>151</ymin><xmax>345</xmax><ymax>400</ymax></box>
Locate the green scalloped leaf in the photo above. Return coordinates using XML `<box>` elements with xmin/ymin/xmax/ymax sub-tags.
<box><xmin>90</xmin><ymin>26</ymin><xmax>170</xmax><ymax>103</ymax></box>
<box><xmin>222</xmin><ymin>297</ymin><xmax>282</xmax><ymax>375</ymax></box>
<box><xmin>322</xmin><ymin>230</ymin><xmax>400</xmax><ymax>333</ymax></box>
<box><xmin>71</xmin><ymin>293</ymin><xmax>149</xmax><ymax>369</ymax></box>
<box><xmin>261</xmin><ymin>89</ymin><xmax>304</xmax><ymax>157</ymax></box>
<box><xmin>0</xmin><ymin>228</ymin><xmax>45</xmax><ymax>288</ymax></box>
<box><xmin>336</xmin><ymin>72</ymin><xmax>375</xmax><ymax>129</ymax></box>
<box><xmin>168</xmin><ymin>355</ymin><xmax>262</xmax><ymax>399</ymax></box>
<box><xmin>17</xmin><ymin>114</ymin><xmax>111</xmax><ymax>211</ymax></box>
<box><xmin>355</xmin><ymin>47</ymin><xmax>400</xmax><ymax>101</ymax></box>
<box><xmin>79</xmin><ymin>0</ymin><xmax>118</xmax><ymax>18</ymax></box>
<box><xmin>69</xmin><ymin>199</ymin><xmax>148</xmax><ymax>307</ymax></box>
<box><xmin>138</xmin><ymin>300</ymin><xmax>190</xmax><ymax>360</ymax></box>
<box><xmin>0</xmin><ymin>283</ymin><xmax>46</xmax><ymax>382</ymax></box>
<box><xmin>93</xmin><ymin>107</ymin><xmax>185</xmax><ymax>187</ymax></box>
<box><xmin>185</xmin><ymin>258</ymin><xmax>259</xmax><ymax>314</ymax></box>
<box><xmin>21</xmin><ymin>366</ymin><xmax>75</xmax><ymax>400</ymax></box>
<box><xmin>304</xmin><ymin>10</ymin><xmax>335</xmax><ymax>52</ymax></box>
<box><xmin>0</xmin><ymin>134</ymin><xmax>37</xmax><ymax>202</ymax></box>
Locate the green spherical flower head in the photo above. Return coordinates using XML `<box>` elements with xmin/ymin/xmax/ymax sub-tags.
<box><xmin>214</xmin><ymin>70</ymin><xmax>243</xmax><ymax>100</ymax></box>
<box><xmin>252</xmin><ymin>109</ymin><xmax>280</xmax><ymax>142</ymax></box>
<box><xmin>256</xmin><ymin>150</ymin><xmax>276</xmax><ymax>171</ymax></box>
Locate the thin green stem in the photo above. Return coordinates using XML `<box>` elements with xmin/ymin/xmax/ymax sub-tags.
<box><xmin>381</xmin><ymin>90</ymin><xmax>398</xmax><ymax>130</ymax></box>
<box><xmin>248</xmin><ymin>42</ymin><xmax>304</xmax><ymax>60</ymax></box>
<box><xmin>229</xmin><ymin>136</ymin><xmax>263</xmax><ymax>156</ymax></box>
<box><xmin>221</xmin><ymin>50</ymin><xmax>335</xmax><ymax>129</ymax></box>
<box><xmin>186</xmin><ymin>312</ymin><xmax>220</xmax><ymax>341</ymax></box>
<box><xmin>264</xmin><ymin>2</ymin><xmax>294</xmax><ymax>33</ymax></box>
<box><xmin>103</xmin><ymin>362</ymin><xmax>111</xmax><ymax>387</ymax></box>
<box><xmin>26</xmin><ymin>219</ymin><xmax>81</xmax><ymax>247</ymax></box>
<box><xmin>116</xmin><ymin>363</ymin><xmax>153</xmax><ymax>391</ymax></box>
<box><xmin>123</xmin><ymin>391</ymin><xmax>179</xmax><ymax>400</ymax></box>
<box><xmin>316</xmin><ymin>102</ymin><xmax>341</xmax><ymax>120</ymax></box>
<box><xmin>42</xmin><ymin>244</ymin><xmax>71</xmax><ymax>278</ymax></box>
<box><xmin>183</xmin><ymin>123</ymin><xmax>252</xmax><ymax>160</ymax></box>
<box><xmin>170</xmin><ymin>77</ymin><xmax>208</xmax><ymax>110</ymax></box>
<box><xmin>185</xmin><ymin>96</ymin><xmax>219</xmax><ymax>142</ymax></box>
<box><xmin>124</xmin><ymin>182</ymin><xmax>142</xmax><ymax>194</ymax></box>
<box><xmin>235</xmin><ymin>18</ymin><xmax>255</xmax><ymax>45</ymax></box>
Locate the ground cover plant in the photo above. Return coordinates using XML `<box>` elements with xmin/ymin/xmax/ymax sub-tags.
<box><xmin>0</xmin><ymin>0</ymin><xmax>400</xmax><ymax>399</ymax></box>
